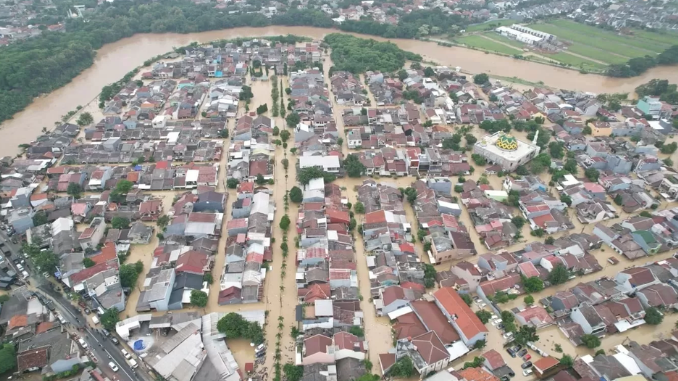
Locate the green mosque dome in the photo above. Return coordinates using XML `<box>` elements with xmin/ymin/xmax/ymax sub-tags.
<box><xmin>495</xmin><ymin>134</ymin><xmax>518</xmax><ymax>151</ymax></box>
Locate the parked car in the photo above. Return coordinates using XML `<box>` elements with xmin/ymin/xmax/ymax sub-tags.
<box><xmin>121</xmin><ymin>349</ymin><xmax>132</xmax><ymax>360</ymax></box>
<box><xmin>109</xmin><ymin>362</ymin><xmax>119</xmax><ymax>372</ymax></box>
<box><xmin>84</xmin><ymin>308</ymin><xmax>91</xmax><ymax>315</ymax></box>
<box><xmin>503</xmin><ymin>332</ymin><xmax>513</xmax><ymax>339</ymax></box>
<box><xmin>78</xmin><ymin>338</ymin><xmax>88</xmax><ymax>349</ymax></box>
<box><xmin>512</xmin><ymin>345</ymin><xmax>522</xmax><ymax>352</ymax></box>
<box><xmin>523</xmin><ymin>369</ymin><xmax>533</xmax><ymax>376</ymax></box>
<box><xmin>521</xmin><ymin>361</ymin><xmax>533</xmax><ymax>369</ymax></box>
<box><xmin>506</xmin><ymin>348</ymin><xmax>516</xmax><ymax>357</ymax></box>
<box><xmin>517</xmin><ymin>349</ymin><xmax>528</xmax><ymax>357</ymax></box>
<box><xmin>523</xmin><ymin>354</ymin><xmax>531</xmax><ymax>361</ymax></box>
<box><xmin>110</xmin><ymin>337</ymin><xmax>119</xmax><ymax>345</ymax></box>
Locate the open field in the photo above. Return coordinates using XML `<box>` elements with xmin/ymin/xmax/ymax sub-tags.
<box><xmin>531</xmin><ymin>22</ymin><xmax>656</xmax><ymax>58</ymax></box>
<box><xmin>631</xmin><ymin>28</ymin><xmax>678</xmax><ymax>46</ymax></box>
<box><xmin>455</xmin><ymin>35</ymin><xmax>523</xmax><ymax>55</ymax></box>
<box><xmin>538</xmin><ymin>19</ymin><xmax>673</xmax><ymax>53</ymax></box>
<box><xmin>544</xmin><ymin>51</ymin><xmax>607</xmax><ymax>69</ymax></box>
<box><xmin>484</xmin><ymin>32</ymin><xmax>528</xmax><ymax>49</ymax></box>
<box><xmin>465</xmin><ymin>19</ymin><xmax>518</xmax><ymax>32</ymax></box>
<box><xmin>459</xmin><ymin>32</ymin><xmax>606</xmax><ymax>70</ymax></box>
<box><xmin>562</xmin><ymin>42</ymin><xmax>629</xmax><ymax>65</ymax></box>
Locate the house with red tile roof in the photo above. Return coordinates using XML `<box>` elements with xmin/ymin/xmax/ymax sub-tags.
<box><xmin>175</xmin><ymin>250</ymin><xmax>211</xmax><ymax>275</ymax></box>
<box><xmin>433</xmin><ymin>287</ymin><xmax>488</xmax><ymax>346</ymax></box>
<box><xmin>78</xmin><ymin>217</ymin><xmax>106</xmax><ymax>251</ymax></box>
<box><xmin>333</xmin><ymin>331</ymin><xmax>366</xmax><ymax>361</ymax></box>
<box><xmin>518</xmin><ymin>261</ymin><xmax>540</xmax><ymax>278</ymax></box>
<box><xmin>139</xmin><ymin>199</ymin><xmax>163</xmax><ymax>221</ymax></box>
<box><xmin>533</xmin><ymin>356</ymin><xmax>560</xmax><ymax>378</ymax></box>
<box><xmin>378</xmin><ymin>285</ymin><xmax>421</xmax><ymax>316</ymax></box>
<box><xmin>637</xmin><ymin>283</ymin><xmax>678</xmax><ymax>309</ymax></box>
<box><xmin>302</xmin><ymin>334</ymin><xmax>335</xmax><ymax>365</ymax></box>
<box><xmin>514</xmin><ymin>305</ymin><xmax>554</xmax><ymax>328</ymax></box>
<box><xmin>458</xmin><ymin>367</ymin><xmax>500</xmax><ymax>381</ymax></box>
<box><xmin>615</xmin><ymin>267</ymin><xmax>657</xmax><ymax>293</ymax></box>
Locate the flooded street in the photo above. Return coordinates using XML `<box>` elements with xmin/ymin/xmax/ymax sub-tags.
<box><xmin>5</xmin><ymin>24</ymin><xmax>678</xmax><ymax>381</ymax></box>
<box><xmin>3</xmin><ymin>26</ymin><xmax>678</xmax><ymax>155</ymax></box>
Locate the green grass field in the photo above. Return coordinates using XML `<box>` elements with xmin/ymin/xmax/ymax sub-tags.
<box><xmin>630</xmin><ymin>29</ymin><xmax>678</xmax><ymax>46</ymax></box>
<box><xmin>545</xmin><ymin>20</ymin><xmax>671</xmax><ymax>53</ymax></box>
<box><xmin>455</xmin><ymin>35</ymin><xmax>523</xmax><ymax>55</ymax></box>
<box><xmin>465</xmin><ymin>19</ymin><xmax>518</xmax><ymax>33</ymax></box>
<box><xmin>483</xmin><ymin>32</ymin><xmax>528</xmax><ymax>49</ymax></box>
<box><xmin>531</xmin><ymin>23</ymin><xmax>654</xmax><ymax>58</ymax></box>
<box><xmin>544</xmin><ymin>52</ymin><xmax>606</xmax><ymax>70</ymax></box>
<box><xmin>564</xmin><ymin>43</ymin><xmax>629</xmax><ymax>65</ymax></box>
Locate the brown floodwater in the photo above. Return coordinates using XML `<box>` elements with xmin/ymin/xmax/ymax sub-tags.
<box><xmin>2</xmin><ymin>26</ymin><xmax>678</xmax><ymax>155</ymax></box>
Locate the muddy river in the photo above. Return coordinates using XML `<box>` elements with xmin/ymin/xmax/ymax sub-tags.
<box><xmin>2</xmin><ymin>26</ymin><xmax>678</xmax><ymax>155</ymax></box>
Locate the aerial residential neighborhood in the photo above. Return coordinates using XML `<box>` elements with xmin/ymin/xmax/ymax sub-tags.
<box><xmin>0</xmin><ymin>0</ymin><xmax>677</xmax><ymax>379</ymax></box>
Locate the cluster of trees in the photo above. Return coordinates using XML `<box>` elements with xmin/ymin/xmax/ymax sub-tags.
<box><xmin>636</xmin><ymin>79</ymin><xmax>678</xmax><ymax>105</ymax></box>
<box><xmin>101</xmin><ymin>307</ymin><xmax>120</xmax><ymax>331</ymax></box>
<box><xmin>387</xmin><ymin>356</ymin><xmax>415</xmax><ymax>377</ymax></box>
<box><xmin>119</xmin><ymin>260</ymin><xmax>143</xmax><ymax>288</ymax></box>
<box><xmin>324</xmin><ymin>33</ymin><xmax>422</xmax><ymax>74</ymax></box>
<box><xmin>22</xmin><ymin>242</ymin><xmax>60</xmax><ymax>276</ymax></box>
<box><xmin>0</xmin><ymin>344</ymin><xmax>17</xmax><ymax>374</ymax></box>
<box><xmin>344</xmin><ymin>154</ymin><xmax>366</xmax><ymax>177</ymax></box>
<box><xmin>298</xmin><ymin>166</ymin><xmax>336</xmax><ymax>185</ymax></box>
<box><xmin>607</xmin><ymin>45</ymin><xmax>678</xmax><ymax>78</ymax></box>
<box><xmin>216</xmin><ymin>312</ymin><xmax>265</xmax><ymax>344</ymax></box>
<box><xmin>337</xmin><ymin>10</ymin><xmax>468</xmax><ymax>39</ymax></box>
<box><xmin>190</xmin><ymin>290</ymin><xmax>208</xmax><ymax>307</ymax></box>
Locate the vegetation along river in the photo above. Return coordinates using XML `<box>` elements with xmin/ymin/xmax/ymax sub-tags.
<box><xmin>2</xmin><ymin>25</ymin><xmax>678</xmax><ymax>155</ymax></box>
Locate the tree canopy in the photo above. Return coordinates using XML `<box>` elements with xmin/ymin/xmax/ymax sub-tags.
<box><xmin>111</xmin><ymin>217</ymin><xmax>130</xmax><ymax>229</ymax></box>
<box><xmin>216</xmin><ymin>312</ymin><xmax>264</xmax><ymax>344</ymax></box>
<box><xmin>644</xmin><ymin>307</ymin><xmax>663</xmax><ymax>325</ymax></box>
<box><xmin>0</xmin><ymin>344</ymin><xmax>17</xmax><ymax>374</ymax></box>
<box><xmin>548</xmin><ymin>264</ymin><xmax>569</xmax><ymax>285</ymax></box>
<box><xmin>324</xmin><ymin>33</ymin><xmax>421</xmax><ymax>73</ymax></box>
<box><xmin>344</xmin><ymin>154</ymin><xmax>366</xmax><ymax>177</ymax></box>
<box><xmin>475</xmin><ymin>310</ymin><xmax>492</xmax><ymax>324</ymax></box>
<box><xmin>119</xmin><ymin>261</ymin><xmax>143</xmax><ymax>288</ymax></box>
<box><xmin>388</xmin><ymin>356</ymin><xmax>415</xmax><ymax>377</ymax></box>
<box><xmin>522</xmin><ymin>276</ymin><xmax>544</xmax><ymax>293</ymax></box>
<box><xmin>298</xmin><ymin>166</ymin><xmax>336</xmax><ymax>185</ymax></box>
<box><xmin>190</xmin><ymin>290</ymin><xmax>208</xmax><ymax>307</ymax></box>
<box><xmin>474</xmin><ymin>73</ymin><xmax>489</xmax><ymax>85</ymax></box>
<box><xmin>101</xmin><ymin>307</ymin><xmax>120</xmax><ymax>331</ymax></box>
<box><xmin>289</xmin><ymin>186</ymin><xmax>303</xmax><ymax>203</ymax></box>
<box><xmin>581</xmin><ymin>334</ymin><xmax>601</xmax><ymax>348</ymax></box>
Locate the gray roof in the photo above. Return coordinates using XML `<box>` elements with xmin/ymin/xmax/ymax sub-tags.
<box><xmin>18</xmin><ymin>328</ymin><xmax>73</xmax><ymax>363</ymax></box>
<box><xmin>0</xmin><ymin>294</ymin><xmax>28</xmax><ymax>325</ymax></box>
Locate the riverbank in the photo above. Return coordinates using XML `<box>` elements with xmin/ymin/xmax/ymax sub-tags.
<box><xmin>2</xmin><ymin>25</ymin><xmax>678</xmax><ymax>155</ymax></box>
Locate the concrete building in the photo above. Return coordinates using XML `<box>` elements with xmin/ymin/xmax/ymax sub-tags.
<box><xmin>637</xmin><ymin>96</ymin><xmax>662</xmax><ymax>119</ymax></box>
<box><xmin>473</xmin><ymin>132</ymin><xmax>540</xmax><ymax>171</ymax></box>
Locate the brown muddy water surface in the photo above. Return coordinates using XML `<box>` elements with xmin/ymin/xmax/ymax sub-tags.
<box><xmin>2</xmin><ymin>26</ymin><xmax>678</xmax><ymax>155</ymax></box>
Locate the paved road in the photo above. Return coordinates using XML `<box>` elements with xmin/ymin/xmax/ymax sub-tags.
<box><xmin>38</xmin><ymin>285</ymin><xmax>141</xmax><ymax>381</ymax></box>
<box><xmin>0</xmin><ymin>230</ymin><xmax>147</xmax><ymax>381</ymax></box>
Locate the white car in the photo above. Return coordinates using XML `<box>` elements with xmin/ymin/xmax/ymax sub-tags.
<box><xmin>109</xmin><ymin>362</ymin><xmax>119</xmax><ymax>372</ymax></box>
<box><xmin>16</xmin><ymin>264</ymin><xmax>23</xmax><ymax>271</ymax></box>
<box><xmin>502</xmin><ymin>332</ymin><xmax>513</xmax><ymax>339</ymax></box>
<box><xmin>523</xmin><ymin>369</ymin><xmax>533</xmax><ymax>376</ymax></box>
<box><xmin>78</xmin><ymin>338</ymin><xmax>88</xmax><ymax>349</ymax></box>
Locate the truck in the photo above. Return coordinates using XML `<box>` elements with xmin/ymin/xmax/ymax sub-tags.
<box><xmin>126</xmin><ymin>358</ymin><xmax>138</xmax><ymax>369</ymax></box>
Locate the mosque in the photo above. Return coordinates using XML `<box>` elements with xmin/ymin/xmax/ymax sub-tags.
<box><xmin>472</xmin><ymin>131</ymin><xmax>541</xmax><ymax>171</ymax></box>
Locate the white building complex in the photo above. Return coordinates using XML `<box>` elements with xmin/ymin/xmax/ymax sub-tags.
<box><xmin>473</xmin><ymin>132</ymin><xmax>540</xmax><ymax>171</ymax></box>
<box><xmin>495</xmin><ymin>24</ymin><xmax>557</xmax><ymax>45</ymax></box>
